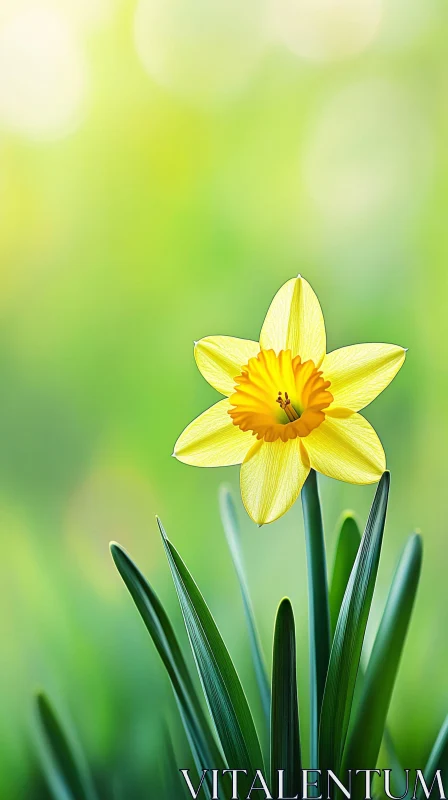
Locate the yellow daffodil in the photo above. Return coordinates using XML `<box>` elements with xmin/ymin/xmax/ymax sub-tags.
<box><xmin>173</xmin><ymin>277</ymin><xmax>406</xmax><ymax>525</ymax></box>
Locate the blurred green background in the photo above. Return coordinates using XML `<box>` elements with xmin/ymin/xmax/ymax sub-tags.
<box><xmin>0</xmin><ymin>0</ymin><xmax>447</xmax><ymax>796</ymax></box>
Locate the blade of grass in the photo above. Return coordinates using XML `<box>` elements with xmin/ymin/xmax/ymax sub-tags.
<box><xmin>329</xmin><ymin>514</ymin><xmax>361</xmax><ymax>637</ymax></box>
<box><xmin>416</xmin><ymin>716</ymin><xmax>448</xmax><ymax>800</ymax></box>
<box><xmin>301</xmin><ymin>469</ymin><xmax>331</xmax><ymax>768</ymax></box>
<box><xmin>219</xmin><ymin>485</ymin><xmax>270</xmax><ymax>729</ymax></box>
<box><xmin>383</xmin><ymin>728</ymin><xmax>403</xmax><ymax>774</ymax></box>
<box><xmin>319</xmin><ymin>472</ymin><xmax>390</xmax><ymax>773</ymax></box>
<box><xmin>383</xmin><ymin>729</ymin><xmax>406</xmax><ymax>797</ymax></box>
<box><xmin>271</xmin><ymin>598</ymin><xmax>301</xmax><ymax>798</ymax></box>
<box><xmin>158</xmin><ymin>517</ymin><xmax>264</xmax><ymax>774</ymax></box>
<box><xmin>343</xmin><ymin>533</ymin><xmax>422</xmax><ymax>775</ymax></box>
<box><xmin>110</xmin><ymin>543</ymin><xmax>223</xmax><ymax>786</ymax></box>
<box><xmin>34</xmin><ymin>692</ymin><xmax>98</xmax><ymax>800</ymax></box>
<box><xmin>162</xmin><ymin>726</ymin><xmax>194</xmax><ymax>800</ymax></box>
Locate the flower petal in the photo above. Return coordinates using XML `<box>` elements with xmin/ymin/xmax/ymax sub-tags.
<box><xmin>303</xmin><ymin>412</ymin><xmax>385</xmax><ymax>484</ymax></box>
<box><xmin>194</xmin><ymin>336</ymin><xmax>260</xmax><ymax>396</ymax></box>
<box><xmin>323</xmin><ymin>343</ymin><xmax>406</xmax><ymax>412</ymax></box>
<box><xmin>173</xmin><ymin>399</ymin><xmax>254</xmax><ymax>467</ymax></box>
<box><xmin>259</xmin><ymin>276</ymin><xmax>326</xmax><ymax>365</ymax></box>
<box><xmin>240</xmin><ymin>438</ymin><xmax>309</xmax><ymax>525</ymax></box>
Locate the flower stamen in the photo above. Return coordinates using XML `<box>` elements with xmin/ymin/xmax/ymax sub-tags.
<box><xmin>276</xmin><ymin>391</ymin><xmax>300</xmax><ymax>422</ymax></box>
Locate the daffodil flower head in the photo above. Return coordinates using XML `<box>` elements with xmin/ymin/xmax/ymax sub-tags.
<box><xmin>173</xmin><ymin>276</ymin><xmax>406</xmax><ymax>525</ymax></box>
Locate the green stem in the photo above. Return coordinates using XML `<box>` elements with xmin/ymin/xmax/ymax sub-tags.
<box><xmin>301</xmin><ymin>469</ymin><xmax>331</xmax><ymax>769</ymax></box>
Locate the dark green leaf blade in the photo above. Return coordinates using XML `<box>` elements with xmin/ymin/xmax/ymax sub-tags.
<box><xmin>301</xmin><ymin>469</ymin><xmax>331</xmax><ymax>768</ymax></box>
<box><xmin>416</xmin><ymin>716</ymin><xmax>448</xmax><ymax>800</ymax></box>
<box><xmin>35</xmin><ymin>692</ymin><xmax>98</xmax><ymax>800</ymax></box>
<box><xmin>383</xmin><ymin>729</ymin><xmax>406</xmax><ymax>797</ymax></box>
<box><xmin>271</xmin><ymin>599</ymin><xmax>301</xmax><ymax>798</ymax></box>
<box><xmin>343</xmin><ymin>533</ymin><xmax>422</xmax><ymax>774</ymax></box>
<box><xmin>158</xmin><ymin>517</ymin><xmax>264</xmax><ymax>773</ymax></box>
<box><xmin>383</xmin><ymin>727</ymin><xmax>403</xmax><ymax>775</ymax></box>
<box><xmin>329</xmin><ymin>514</ymin><xmax>361</xmax><ymax>637</ymax></box>
<box><xmin>220</xmin><ymin>485</ymin><xmax>270</xmax><ymax>728</ymax></box>
<box><xmin>110</xmin><ymin>543</ymin><xmax>223</xmax><ymax>781</ymax></box>
<box><xmin>319</xmin><ymin>472</ymin><xmax>390</xmax><ymax>773</ymax></box>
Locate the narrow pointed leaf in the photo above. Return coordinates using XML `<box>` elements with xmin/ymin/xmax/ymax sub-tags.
<box><xmin>111</xmin><ymin>543</ymin><xmax>223</xmax><ymax>785</ymax></box>
<box><xmin>416</xmin><ymin>716</ymin><xmax>448</xmax><ymax>800</ymax></box>
<box><xmin>383</xmin><ymin>729</ymin><xmax>406</xmax><ymax>797</ymax></box>
<box><xmin>35</xmin><ymin>692</ymin><xmax>98</xmax><ymax>800</ymax></box>
<box><xmin>319</xmin><ymin>472</ymin><xmax>390</xmax><ymax>772</ymax></box>
<box><xmin>343</xmin><ymin>533</ymin><xmax>422</xmax><ymax>774</ymax></box>
<box><xmin>301</xmin><ymin>469</ymin><xmax>331</xmax><ymax>768</ymax></box>
<box><xmin>162</xmin><ymin>727</ymin><xmax>194</xmax><ymax>800</ymax></box>
<box><xmin>329</xmin><ymin>514</ymin><xmax>361</xmax><ymax>637</ymax></box>
<box><xmin>383</xmin><ymin>728</ymin><xmax>403</xmax><ymax>775</ymax></box>
<box><xmin>220</xmin><ymin>486</ymin><xmax>270</xmax><ymax>728</ymax></box>
<box><xmin>158</xmin><ymin>517</ymin><xmax>264</xmax><ymax>773</ymax></box>
<box><xmin>271</xmin><ymin>599</ymin><xmax>301</xmax><ymax>798</ymax></box>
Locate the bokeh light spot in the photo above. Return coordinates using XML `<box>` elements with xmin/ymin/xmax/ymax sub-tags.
<box><xmin>270</xmin><ymin>0</ymin><xmax>382</xmax><ymax>62</ymax></box>
<box><xmin>302</xmin><ymin>79</ymin><xmax>433</xmax><ymax>235</ymax></box>
<box><xmin>0</xmin><ymin>7</ymin><xmax>86</xmax><ymax>140</ymax></box>
<box><xmin>134</xmin><ymin>0</ymin><xmax>267</xmax><ymax>106</ymax></box>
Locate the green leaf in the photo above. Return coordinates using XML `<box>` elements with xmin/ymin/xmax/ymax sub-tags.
<box><xmin>161</xmin><ymin>726</ymin><xmax>194</xmax><ymax>800</ymax></box>
<box><xmin>343</xmin><ymin>533</ymin><xmax>422</xmax><ymax>774</ymax></box>
<box><xmin>319</xmin><ymin>472</ymin><xmax>390</xmax><ymax>773</ymax></box>
<box><xmin>34</xmin><ymin>692</ymin><xmax>98</xmax><ymax>800</ymax></box>
<box><xmin>110</xmin><ymin>543</ymin><xmax>223</xmax><ymax>784</ymax></box>
<box><xmin>383</xmin><ymin>729</ymin><xmax>406</xmax><ymax>797</ymax></box>
<box><xmin>329</xmin><ymin>514</ymin><xmax>361</xmax><ymax>637</ymax></box>
<box><xmin>219</xmin><ymin>485</ymin><xmax>270</xmax><ymax>728</ymax></box>
<box><xmin>158</xmin><ymin>517</ymin><xmax>264</xmax><ymax>774</ymax></box>
<box><xmin>301</xmin><ymin>469</ymin><xmax>331</xmax><ymax>768</ymax></box>
<box><xmin>383</xmin><ymin>728</ymin><xmax>403</xmax><ymax>773</ymax></box>
<box><xmin>270</xmin><ymin>599</ymin><xmax>301</xmax><ymax>798</ymax></box>
<box><xmin>416</xmin><ymin>716</ymin><xmax>448</xmax><ymax>800</ymax></box>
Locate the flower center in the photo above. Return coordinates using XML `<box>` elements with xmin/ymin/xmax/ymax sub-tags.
<box><xmin>276</xmin><ymin>391</ymin><xmax>299</xmax><ymax>421</ymax></box>
<box><xmin>229</xmin><ymin>349</ymin><xmax>334</xmax><ymax>442</ymax></box>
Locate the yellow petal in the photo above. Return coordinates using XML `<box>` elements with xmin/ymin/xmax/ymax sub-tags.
<box><xmin>173</xmin><ymin>399</ymin><xmax>254</xmax><ymax>467</ymax></box>
<box><xmin>194</xmin><ymin>336</ymin><xmax>260</xmax><ymax>396</ymax></box>
<box><xmin>240</xmin><ymin>438</ymin><xmax>309</xmax><ymax>525</ymax></box>
<box><xmin>323</xmin><ymin>343</ymin><xmax>406</xmax><ymax>412</ymax></box>
<box><xmin>259</xmin><ymin>276</ymin><xmax>326</xmax><ymax>365</ymax></box>
<box><xmin>303</xmin><ymin>412</ymin><xmax>385</xmax><ymax>484</ymax></box>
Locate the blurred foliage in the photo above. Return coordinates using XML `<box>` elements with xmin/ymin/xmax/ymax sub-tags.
<box><xmin>0</xmin><ymin>0</ymin><xmax>447</xmax><ymax>796</ymax></box>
